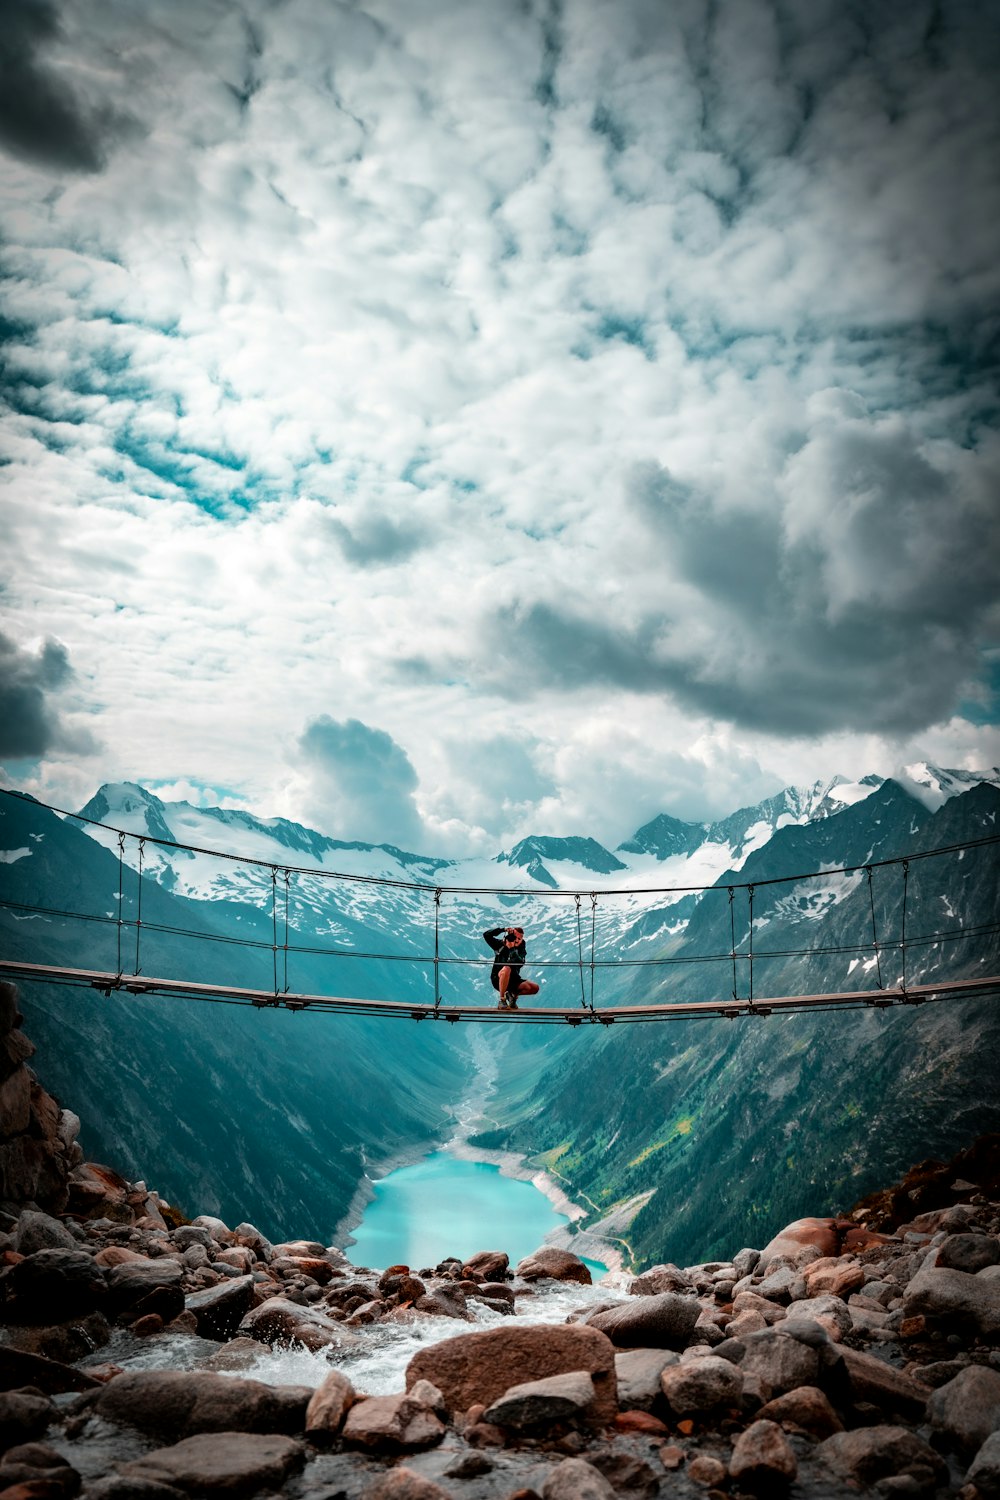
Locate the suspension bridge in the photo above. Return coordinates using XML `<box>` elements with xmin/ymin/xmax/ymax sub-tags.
<box><xmin>1</xmin><ymin>787</ymin><xmax>998</xmax><ymax>1027</ymax></box>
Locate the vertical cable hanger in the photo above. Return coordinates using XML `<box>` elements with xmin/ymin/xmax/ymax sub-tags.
<box><xmin>115</xmin><ymin>831</ymin><xmax>126</xmax><ymax>981</ymax></box>
<box><xmin>728</xmin><ymin>887</ymin><xmax>738</xmax><ymax>1003</ymax></box>
<box><xmin>747</xmin><ymin>884</ymin><xmax>755</xmax><ymax>1008</ymax></box>
<box><xmin>900</xmin><ymin>858</ymin><xmax>909</xmax><ymax>996</ymax></box>
<box><xmin>282</xmin><ymin>871</ymin><xmax>291</xmax><ymax>994</ymax></box>
<box><xmin>134</xmin><ymin>838</ymin><xmax>145</xmax><ymax>975</ymax></box>
<box><xmin>574</xmin><ymin>894</ymin><xmax>587</xmax><ymax>1009</ymax></box>
<box><xmin>433</xmin><ymin>889</ymin><xmax>442</xmax><ymax>1010</ymax></box>
<box><xmin>270</xmin><ymin>868</ymin><xmax>279</xmax><ymax>1000</ymax></box>
<box><xmin>866</xmin><ymin>865</ymin><xmax>884</xmax><ymax>990</ymax></box>
<box><xmin>589</xmin><ymin>893</ymin><xmax>598</xmax><ymax>1013</ymax></box>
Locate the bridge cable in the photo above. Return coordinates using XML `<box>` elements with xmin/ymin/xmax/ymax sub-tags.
<box><xmin>270</xmin><ymin>869</ymin><xmax>280</xmax><ymax>1000</ymax></box>
<box><xmin>900</xmin><ymin>859</ymin><xmax>910</xmax><ymax>997</ymax></box>
<box><xmin>866</xmin><ymin>866</ymin><xmax>884</xmax><ymax>989</ymax></box>
<box><xmin>282</xmin><ymin>871</ymin><xmax>291</xmax><ymax>994</ymax></box>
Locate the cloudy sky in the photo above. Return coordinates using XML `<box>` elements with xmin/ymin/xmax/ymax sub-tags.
<box><xmin>1</xmin><ymin>0</ymin><xmax>998</xmax><ymax>854</ymax></box>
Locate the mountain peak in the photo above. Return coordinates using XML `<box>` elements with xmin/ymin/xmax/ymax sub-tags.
<box><xmin>500</xmin><ymin>835</ymin><xmax>627</xmax><ymax>879</ymax></box>
<box><xmin>79</xmin><ymin>783</ymin><xmax>176</xmax><ymax>845</ymax></box>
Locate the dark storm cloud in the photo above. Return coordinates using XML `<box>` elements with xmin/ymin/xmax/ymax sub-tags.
<box><xmin>329</xmin><ymin>513</ymin><xmax>427</xmax><ymax>569</ymax></box>
<box><xmin>480</xmin><ymin>415</ymin><xmax>1000</xmax><ymax>738</ymax></box>
<box><xmin>0</xmin><ymin>0</ymin><xmax>135</xmax><ymax>171</ymax></box>
<box><xmin>297</xmin><ymin>716</ymin><xmax>424</xmax><ymax>848</ymax></box>
<box><xmin>0</xmin><ymin>631</ymin><xmax>73</xmax><ymax>757</ymax></box>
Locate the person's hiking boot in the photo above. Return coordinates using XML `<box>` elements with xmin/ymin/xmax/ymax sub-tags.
<box><xmin>508</xmin><ymin>999</ymin><xmax>518</xmax><ymax>1009</ymax></box>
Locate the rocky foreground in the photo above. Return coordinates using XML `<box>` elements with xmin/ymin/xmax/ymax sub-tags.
<box><xmin>1</xmin><ymin>987</ymin><xmax>1000</xmax><ymax>1498</ymax></box>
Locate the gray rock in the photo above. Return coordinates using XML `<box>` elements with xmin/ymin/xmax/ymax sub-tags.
<box><xmin>785</xmin><ymin>1294</ymin><xmax>851</xmax><ymax>1340</ymax></box>
<box><xmin>935</xmin><ymin>1234</ymin><xmax>1000</xmax><ymax>1274</ymax></box>
<box><xmin>660</xmin><ymin>1354</ymin><xmax>743</xmax><ymax>1414</ymax></box>
<box><xmin>189</xmin><ymin>1214</ymin><xmax>234</xmax><ymax>1245</ymax></box>
<box><xmin>172</xmin><ymin>1225</ymin><xmax>215</xmax><ymax>1251</ymax></box>
<box><xmin>739</xmin><ymin>1329</ymin><xmax>820</xmax><ymax>1398</ymax></box>
<box><xmin>185</xmin><ymin>1274</ymin><xmax>255</xmax><ymax>1341</ymax></box>
<box><xmin>927</xmin><ymin>1364</ymin><xmax>1000</xmax><ymax>1454</ymax></box>
<box><xmin>836</xmin><ymin>1344</ymin><xmax>930</xmax><ymax>1418</ymax></box>
<box><xmin>106</xmin><ymin>1258</ymin><xmax>183</xmax><ymax>1305</ymax></box>
<box><xmin>629</xmin><ymin>1263</ymin><xmax>692</xmax><ymax>1295</ymax></box>
<box><xmin>121</xmin><ymin>1431</ymin><xmax>303</xmax><ymax>1494</ymax></box>
<box><xmin>819</xmin><ymin>1425</ymin><xmax>947</xmax><ymax>1489</ymax></box>
<box><xmin>14</xmin><ymin>1210</ymin><xmax>76</xmax><ymax>1255</ymax></box>
<box><xmin>83</xmin><ymin>1478</ymin><xmax>188</xmax><ymax>1500</ymax></box>
<box><xmin>614</xmin><ymin>1347</ymin><xmax>679</xmax><ymax>1411</ymax></box>
<box><xmin>541</xmin><ymin>1456</ymin><xmax>616</xmax><ymax>1500</ymax></box>
<box><xmin>967</xmin><ymin>1429</ymin><xmax>1000</xmax><ymax>1500</ymax></box>
<box><xmin>903</xmin><ymin>1262</ymin><xmax>1000</xmax><ymax>1337</ymax></box>
<box><xmin>756</xmin><ymin>1265</ymin><xmax>804</xmax><ymax>1304</ymax></box>
<box><xmin>732</xmin><ymin>1289</ymin><xmax>788</xmax><ymax>1325</ymax></box>
<box><xmin>729</xmin><ymin>1418</ymin><xmax>797</xmax><ymax>1489</ymax></box>
<box><xmin>587</xmin><ymin>1292</ymin><xmax>700</xmax><ymax>1349</ymax></box>
<box><xmin>238</xmin><ymin>1295</ymin><xmax>360</xmax><ymax>1352</ymax></box>
<box><xmin>0</xmin><ymin>1390</ymin><xmax>54</xmax><ymax>1448</ymax></box>
<box><xmin>515</xmin><ymin>1246</ymin><xmax>592</xmax><ymax>1284</ymax></box>
<box><xmin>485</xmin><ymin>1370</ymin><xmax>595</xmax><ymax>1429</ymax></box>
<box><xmin>91</xmin><ymin>1369</ymin><xmax>309</xmax><ymax>1439</ymax></box>
<box><xmin>733</xmin><ymin>1248</ymin><xmax>761</xmax><ymax>1279</ymax></box>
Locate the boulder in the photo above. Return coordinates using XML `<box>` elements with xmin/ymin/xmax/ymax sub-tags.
<box><xmin>0</xmin><ymin>1391</ymin><xmax>54</xmax><ymax>1449</ymax></box>
<box><xmin>237</xmin><ymin>1296</ymin><xmax>360</xmax><ymax>1352</ymax></box>
<box><xmin>614</xmin><ymin>1348</ymin><xmax>679</xmax><ymax>1412</ymax></box>
<box><xmin>515</xmin><ymin>1247</ymin><xmax>591</xmax><ymax>1284</ymax></box>
<box><xmin>121</xmin><ymin>1432</ymin><xmax>302</xmax><ymax>1495</ymax></box>
<box><xmin>189</xmin><ymin>1215</ymin><xmax>234</xmax><ymax>1245</ymax></box>
<box><xmin>184</xmin><ymin>1275</ymin><xmax>255</xmax><ymax>1341</ymax></box>
<box><xmin>756</xmin><ymin>1265</ymin><xmax>804</xmax><ymax>1304</ymax></box>
<box><xmin>903</xmin><ymin>1261</ymin><xmax>1000</xmax><ymax>1337</ymax></box>
<box><xmin>405</xmin><ymin>1323</ymin><xmax>617</xmax><ymax>1428</ymax></box>
<box><xmin>729</xmin><ymin>1418</ymin><xmax>797</xmax><ymax>1489</ymax></box>
<box><xmin>756</xmin><ymin>1385</ymin><xmax>843</xmax><ymax>1438</ymax></box>
<box><xmin>0</xmin><ymin>1346</ymin><xmax>101</xmax><ymax>1394</ymax></box>
<box><xmin>819</xmin><ymin>1425</ymin><xmax>948</xmax><ymax>1488</ymax></box>
<box><xmin>4</xmin><ymin>1310</ymin><xmax>110</xmax><ymax>1364</ymax></box>
<box><xmin>90</xmin><ymin>1369</ymin><xmax>309</xmax><ymax>1439</ymax></box>
<box><xmin>731</xmin><ymin>1290</ymin><xmax>787</xmax><ymax>1326</ymax></box>
<box><xmin>837</xmin><ymin>1344</ymin><xmax>930</xmax><ymax>1419</ymax></box>
<box><xmin>462</xmin><ymin>1250</ymin><xmax>509</xmax><ymax>1282</ymax></box>
<box><xmin>968</xmin><ymin>1430</ymin><xmax>1000</xmax><ymax>1500</ymax></box>
<box><xmin>801</xmin><ymin>1255</ymin><xmax>865</xmax><ymax>1299</ymax></box>
<box><xmin>927</xmin><ymin>1364</ymin><xmax>1000</xmax><ymax>1454</ymax></box>
<box><xmin>629</xmin><ymin>1263</ymin><xmax>692</xmax><ymax>1296</ymax></box>
<box><xmin>758</xmin><ymin>1218</ymin><xmax>838</xmax><ymax>1269</ymax></box>
<box><xmin>12</xmin><ymin>1213</ymin><xmax>76</xmax><ymax>1257</ymax></box>
<box><xmin>934</xmin><ymin>1234</ymin><xmax>1000</xmax><ymax>1274</ymax></box>
<box><xmin>484</xmin><ymin>1371</ymin><xmax>596</xmax><ymax>1429</ymax></box>
<box><xmin>342</xmin><ymin>1392</ymin><xmax>445</xmax><ymax>1451</ymax></box>
<box><xmin>739</xmin><ymin>1330</ymin><xmax>820</xmax><ymax>1399</ymax></box>
<box><xmin>541</xmin><ymin>1457</ymin><xmax>616</xmax><ymax>1499</ymax></box>
<box><xmin>587</xmin><ymin>1293</ymin><xmax>700</xmax><ymax>1349</ymax></box>
<box><xmin>3</xmin><ymin>1249</ymin><xmax>107</xmax><ymax>1321</ymax></box>
<box><xmin>304</xmin><ymin>1369</ymin><xmax>355</xmax><ymax>1441</ymax></box>
<box><xmin>105</xmin><ymin>1258</ymin><xmax>183</xmax><ymax>1314</ymax></box>
<box><xmin>659</xmin><ymin>1355</ymin><xmax>743</xmax><ymax>1415</ymax></box>
<box><xmin>784</xmin><ymin>1294</ymin><xmax>851</xmax><ymax>1341</ymax></box>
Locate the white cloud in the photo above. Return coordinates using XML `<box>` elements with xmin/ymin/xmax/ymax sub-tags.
<box><xmin>1</xmin><ymin>0</ymin><xmax>998</xmax><ymax>850</ymax></box>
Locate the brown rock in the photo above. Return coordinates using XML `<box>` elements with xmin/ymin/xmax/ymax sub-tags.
<box><xmin>0</xmin><ymin>1393</ymin><xmax>53</xmax><ymax>1449</ymax></box>
<box><xmin>130</xmin><ymin>1314</ymin><xmax>163</xmax><ymax>1338</ymax></box>
<box><xmin>462</xmin><ymin>1250</ymin><xmax>509</xmax><ymax>1281</ymax></box>
<box><xmin>237</xmin><ymin>1295</ymin><xmax>360</xmax><ymax>1352</ymax></box>
<box><xmin>342</xmin><ymin>1392</ymin><xmax>445</xmax><ymax>1451</ymax></box>
<box><xmin>405</xmin><ymin>1323</ymin><xmax>617</xmax><ymax>1429</ymax></box>
<box><xmin>758</xmin><ymin>1217</ymin><xmax>838</xmax><ymax>1269</ymax></box>
<box><xmin>516</xmin><ymin>1247</ymin><xmax>591</xmax><ymax>1284</ymax></box>
<box><xmin>838</xmin><ymin>1344</ymin><xmax>931</xmax><ymax>1418</ymax></box>
<box><xmin>740</xmin><ymin>1330</ymin><xmax>820</xmax><ymax>1399</ymax></box>
<box><xmin>819</xmin><ymin>1425</ymin><xmax>948</xmax><ymax>1488</ymax></box>
<box><xmin>92</xmin><ymin>1247</ymin><xmax>147</xmax><ymax>1269</ymax></box>
<box><xmin>0</xmin><ymin>1347</ymin><xmax>100</xmax><ymax>1394</ymax></box>
<box><xmin>90</xmin><ymin>1369</ymin><xmax>309</xmax><ymax>1439</ymax></box>
<box><xmin>659</xmin><ymin>1356</ymin><xmax>743</xmax><ymax>1415</ymax></box>
<box><xmin>757</xmin><ymin>1385</ymin><xmax>843</xmax><ymax>1438</ymax></box>
<box><xmin>615</xmin><ymin>1409</ymin><xmax>670</xmax><ymax>1435</ymax></box>
<box><xmin>801</xmin><ymin>1256</ymin><xmax>865</xmax><ymax>1298</ymax></box>
<box><xmin>588</xmin><ymin>1293</ymin><xmax>700</xmax><ymax>1349</ymax></box>
<box><xmin>540</xmin><ymin>1457</ymin><xmax>615</xmax><ymax>1499</ymax></box>
<box><xmin>121</xmin><ymin>1431</ymin><xmax>303</xmax><ymax>1495</ymax></box>
<box><xmin>0</xmin><ymin>1068</ymin><xmax>32</xmax><ymax>1138</ymax></box>
<box><xmin>687</xmin><ymin>1454</ymin><xmax>727</xmax><ymax>1487</ymax></box>
<box><xmin>304</xmin><ymin>1369</ymin><xmax>355</xmax><ymax>1440</ymax></box>
<box><xmin>184</xmin><ymin>1275</ymin><xmax>255</xmax><ymax>1341</ymax></box>
<box><xmin>729</xmin><ymin>1418</ymin><xmax>797</xmax><ymax>1489</ymax></box>
<box><xmin>659</xmin><ymin>1444</ymin><xmax>685</xmax><ymax>1469</ymax></box>
<box><xmin>362</xmin><ymin>1470</ymin><xmax>454</xmax><ymax>1500</ymax></box>
<box><xmin>630</xmin><ymin>1263</ymin><xmax>693</xmax><ymax>1295</ymax></box>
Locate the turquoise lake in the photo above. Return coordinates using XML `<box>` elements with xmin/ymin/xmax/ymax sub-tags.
<box><xmin>348</xmin><ymin>1151</ymin><xmax>607</xmax><ymax>1276</ymax></box>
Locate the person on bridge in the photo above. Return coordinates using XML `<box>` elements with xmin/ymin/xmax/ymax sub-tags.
<box><xmin>483</xmin><ymin>926</ymin><xmax>540</xmax><ymax>1010</ymax></box>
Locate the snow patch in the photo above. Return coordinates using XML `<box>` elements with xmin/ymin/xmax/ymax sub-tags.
<box><xmin>0</xmin><ymin>847</ymin><xmax>30</xmax><ymax>864</ymax></box>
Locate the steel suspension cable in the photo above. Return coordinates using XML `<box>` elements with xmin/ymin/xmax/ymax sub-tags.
<box><xmin>574</xmin><ymin>895</ymin><xmax>587</xmax><ymax>1009</ymax></box>
<box><xmin>589</xmin><ymin>893</ymin><xmax>598</xmax><ymax>1012</ymax></box>
<box><xmin>728</xmin><ymin>887</ymin><xmax>738</xmax><ymax>1003</ymax></box>
<box><xmin>134</xmin><ymin>838</ymin><xmax>145</xmax><ymax>975</ymax></box>
<box><xmin>115</xmin><ymin>832</ymin><xmax>125</xmax><ymax>978</ymax></box>
<box><xmin>866</xmin><ymin>865</ymin><xmax>884</xmax><ymax>989</ymax></box>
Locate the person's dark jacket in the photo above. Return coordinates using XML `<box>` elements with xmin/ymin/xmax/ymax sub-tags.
<box><xmin>483</xmin><ymin>927</ymin><xmax>525</xmax><ymax>992</ymax></box>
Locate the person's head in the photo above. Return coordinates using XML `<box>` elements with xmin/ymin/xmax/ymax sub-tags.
<box><xmin>506</xmin><ymin>926</ymin><xmax>524</xmax><ymax>945</ymax></box>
